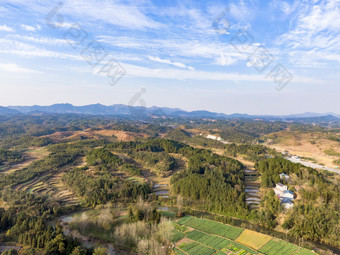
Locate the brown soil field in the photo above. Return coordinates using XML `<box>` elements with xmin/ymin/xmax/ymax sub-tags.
<box><xmin>92</xmin><ymin>129</ymin><xmax>149</xmax><ymax>141</ymax></box>
<box><xmin>40</xmin><ymin>128</ymin><xmax>149</xmax><ymax>142</ymax></box>
<box><xmin>264</xmin><ymin>131</ymin><xmax>340</xmax><ymax>168</ymax></box>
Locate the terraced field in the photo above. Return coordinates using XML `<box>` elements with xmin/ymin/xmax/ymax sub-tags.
<box><xmin>12</xmin><ymin>155</ymin><xmax>85</xmax><ymax>206</ymax></box>
<box><xmin>15</xmin><ymin>170</ymin><xmax>81</xmax><ymax>206</ymax></box>
<box><xmin>0</xmin><ymin>147</ymin><xmax>49</xmax><ymax>175</ymax></box>
<box><xmin>174</xmin><ymin>216</ymin><xmax>317</xmax><ymax>255</ymax></box>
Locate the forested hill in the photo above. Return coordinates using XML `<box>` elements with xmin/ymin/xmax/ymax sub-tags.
<box><xmin>2</xmin><ymin>104</ymin><xmax>339</xmax><ymax>123</ymax></box>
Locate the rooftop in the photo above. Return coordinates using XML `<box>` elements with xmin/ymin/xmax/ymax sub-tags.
<box><xmin>281</xmin><ymin>198</ymin><xmax>294</xmax><ymax>204</ymax></box>
<box><xmin>276</xmin><ymin>183</ymin><xmax>286</xmax><ymax>188</ymax></box>
<box><xmin>284</xmin><ymin>190</ymin><xmax>294</xmax><ymax>195</ymax></box>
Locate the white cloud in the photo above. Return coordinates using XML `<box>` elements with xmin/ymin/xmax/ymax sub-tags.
<box><xmin>99</xmin><ymin>35</ymin><xmax>249</xmax><ymax>66</ymax></box>
<box><xmin>215</xmin><ymin>53</ymin><xmax>237</xmax><ymax>66</ymax></box>
<box><xmin>54</xmin><ymin>22</ymin><xmax>78</xmax><ymax>29</ymax></box>
<box><xmin>0</xmin><ymin>25</ymin><xmax>13</xmax><ymax>32</ymax></box>
<box><xmin>20</xmin><ymin>24</ymin><xmax>40</xmax><ymax>32</ymax></box>
<box><xmin>0</xmin><ymin>48</ymin><xmax>82</xmax><ymax>60</ymax></box>
<box><xmin>59</xmin><ymin>0</ymin><xmax>163</xmax><ymax>30</ymax></box>
<box><xmin>92</xmin><ymin>61</ymin><xmax>322</xmax><ymax>86</ymax></box>
<box><xmin>278</xmin><ymin>0</ymin><xmax>340</xmax><ymax>65</ymax></box>
<box><xmin>0</xmin><ymin>62</ymin><xmax>38</xmax><ymax>73</ymax></box>
<box><xmin>0</xmin><ymin>38</ymin><xmax>81</xmax><ymax>60</ymax></box>
<box><xmin>10</xmin><ymin>35</ymin><xmax>72</xmax><ymax>45</ymax></box>
<box><xmin>148</xmin><ymin>56</ymin><xmax>194</xmax><ymax>70</ymax></box>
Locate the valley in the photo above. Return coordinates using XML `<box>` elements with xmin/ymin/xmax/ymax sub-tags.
<box><xmin>0</xmin><ymin>115</ymin><xmax>339</xmax><ymax>255</ymax></box>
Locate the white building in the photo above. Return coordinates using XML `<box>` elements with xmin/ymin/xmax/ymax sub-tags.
<box><xmin>282</xmin><ymin>190</ymin><xmax>294</xmax><ymax>199</ymax></box>
<box><xmin>273</xmin><ymin>183</ymin><xmax>295</xmax><ymax>209</ymax></box>
<box><xmin>274</xmin><ymin>183</ymin><xmax>287</xmax><ymax>196</ymax></box>
<box><xmin>206</xmin><ymin>135</ymin><xmax>223</xmax><ymax>141</ymax></box>
<box><xmin>281</xmin><ymin>198</ymin><xmax>294</xmax><ymax>209</ymax></box>
<box><xmin>279</xmin><ymin>173</ymin><xmax>290</xmax><ymax>182</ymax></box>
<box><xmin>206</xmin><ymin>135</ymin><xmax>217</xmax><ymax>140</ymax></box>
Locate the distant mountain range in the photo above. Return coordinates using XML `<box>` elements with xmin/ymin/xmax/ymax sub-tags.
<box><xmin>0</xmin><ymin>104</ymin><xmax>339</xmax><ymax>122</ymax></box>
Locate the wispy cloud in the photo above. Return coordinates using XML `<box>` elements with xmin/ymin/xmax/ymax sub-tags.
<box><xmin>59</xmin><ymin>0</ymin><xmax>163</xmax><ymax>30</ymax></box>
<box><xmin>148</xmin><ymin>56</ymin><xmax>194</xmax><ymax>70</ymax></box>
<box><xmin>0</xmin><ymin>24</ymin><xmax>13</xmax><ymax>32</ymax></box>
<box><xmin>9</xmin><ymin>35</ymin><xmax>72</xmax><ymax>45</ymax></box>
<box><xmin>90</xmin><ymin>60</ymin><xmax>323</xmax><ymax>86</ymax></box>
<box><xmin>278</xmin><ymin>0</ymin><xmax>340</xmax><ymax>66</ymax></box>
<box><xmin>0</xmin><ymin>38</ymin><xmax>81</xmax><ymax>60</ymax></box>
<box><xmin>20</xmin><ymin>24</ymin><xmax>41</xmax><ymax>32</ymax></box>
<box><xmin>0</xmin><ymin>62</ymin><xmax>38</xmax><ymax>73</ymax></box>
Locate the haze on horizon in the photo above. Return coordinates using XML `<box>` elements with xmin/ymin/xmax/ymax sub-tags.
<box><xmin>0</xmin><ymin>0</ymin><xmax>339</xmax><ymax>115</ymax></box>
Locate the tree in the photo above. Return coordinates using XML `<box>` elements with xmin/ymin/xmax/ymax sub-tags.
<box><xmin>1</xmin><ymin>249</ymin><xmax>18</xmax><ymax>255</ymax></box>
<box><xmin>71</xmin><ymin>246</ymin><xmax>87</xmax><ymax>255</ymax></box>
<box><xmin>128</xmin><ymin>208</ymin><xmax>134</xmax><ymax>220</ymax></box>
<box><xmin>93</xmin><ymin>247</ymin><xmax>108</xmax><ymax>255</ymax></box>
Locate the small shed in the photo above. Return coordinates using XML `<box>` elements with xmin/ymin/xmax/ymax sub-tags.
<box><xmin>279</xmin><ymin>173</ymin><xmax>290</xmax><ymax>181</ymax></box>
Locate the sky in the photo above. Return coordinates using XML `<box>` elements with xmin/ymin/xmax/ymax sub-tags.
<box><xmin>0</xmin><ymin>0</ymin><xmax>339</xmax><ymax>115</ymax></box>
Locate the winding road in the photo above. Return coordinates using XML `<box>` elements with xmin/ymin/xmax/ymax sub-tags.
<box><xmin>286</xmin><ymin>157</ymin><xmax>340</xmax><ymax>174</ymax></box>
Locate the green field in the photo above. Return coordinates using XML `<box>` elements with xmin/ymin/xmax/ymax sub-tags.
<box><xmin>259</xmin><ymin>239</ymin><xmax>299</xmax><ymax>255</ymax></box>
<box><xmin>175</xmin><ymin>216</ymin><xmax>317</xmax><ymax>255</ymax></box>
<box><xmin>294</xmin><ymin>248</ymin><xmax>317</xmax><ymax>255</ymax></box>
<box><xmin>179</xmin><ymin>242</ymin><xmax>215</xmax><ymax>255</ymax></box>
<box><xmin>178</xmin><ymin>216</ymin><xmax>243</xmax><ymax>240</ymax></box>
<box><xmin>187</xmin><ymin>230</ymin><xmax>232</xmax><ymax>249</ymax></box>
<box><xmin>174</xmin><ymin>248</ymin><xmax>186</xmax><ymax>255</ymax></box>
<box><xmin>171</xmin><ymin>229</ymin><xmax>185</xmax><ymax>242</ymax></box>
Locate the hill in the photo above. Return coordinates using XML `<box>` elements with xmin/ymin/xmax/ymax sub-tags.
<box><xmin>6</xmin><ymin>104</ymin><xmax>340</xmax><ymax>123</ymax></box>
<box><xmin>0</xmin><ymin>106</ymin><xmax>20</xmax><ymax>115</ymax></box>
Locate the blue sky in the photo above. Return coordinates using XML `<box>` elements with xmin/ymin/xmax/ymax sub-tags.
<box><xmin>0</xmin><ymin>0</ymin><xmax>339</xmax><ymax>114</ymax></box>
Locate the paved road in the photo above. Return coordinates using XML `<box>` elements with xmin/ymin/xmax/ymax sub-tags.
<box><xmin>286</xmin><ymin>157</ymin><xmax>340</xmax><ymax>174</ymax></box>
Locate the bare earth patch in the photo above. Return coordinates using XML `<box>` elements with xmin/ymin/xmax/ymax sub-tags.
<box><xmin>265</xmin><ymin>131</ymin><xmax>340</xmax><ymax>168</ymax></box>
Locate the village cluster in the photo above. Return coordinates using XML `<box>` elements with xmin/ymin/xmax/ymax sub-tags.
<box><xmin>273</xmin><ymin>173</ymin><xmax>295</xmax><ymax>209</ymax></box>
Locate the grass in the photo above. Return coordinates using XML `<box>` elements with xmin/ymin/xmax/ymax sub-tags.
<box><xmin>175</xmin><ymin>216</ymin><xmax>316</xmax><ymax>255</ymax></box>
<box><xmin>221</xmin><ymin>243</ymin><xmax>258</xmax><ymax>254</ymax></box>
<box><xmin>293</xmin><ymin>248</ymin><xmax>317</xmax><ymax>255</ymax></box>
<box><xmin>236</xmin><ymin>229</ymin><xmax>272</xmax><ymax>250</ymax></box>
<box><xmin>179</xmin><ymin>217</ymin><xmax>243</xmax><ymax>240</ymax></box>
<box><xmin>177</xmin><ymin>215</ymin><xmax>194</xmax><ymax>225</ymax></box>
<box><xmin>324</xmin><ymin>149</ymin><xmax>340</xmax><ymax>157</ymax></box>
<box><xmin>180</xmin><ymin>242</ymin><xmax>215</xmax><ymax>255</ymax></box>
<box><xmin>171</xmin><ymin>230</ymin><xmax>185</xmax><ymax>243</ymax></box>
<box><xmin>259</xmin><ymin>239</ymin><xmax>299</xmax><ymax>255</ymax></box>
<box><xmin>174</xmin><ymin>248</ymin><xmax>187</xmax><ymax>255</ymax></box>
<box><xmin>187</xmin><ymin>230</ymin><xmax>231</xmax><ymax>250</ymax></box>
<box><xmin>126</xmin><ymin>176</ymin><xmax>145</xmax><ymax>184</ymax></box>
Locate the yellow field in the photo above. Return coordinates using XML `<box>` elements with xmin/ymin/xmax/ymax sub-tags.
<box><xmin>235</xmin><ymin>229</ymin><xmax>272</xmax><ymax>250</ymax></box>
<box><xmin>264</xmin><ymin>131</ymin><xmax>340</xmax><ymax>168</ymax></box>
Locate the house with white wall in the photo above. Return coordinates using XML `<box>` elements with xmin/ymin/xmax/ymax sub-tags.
<box><xmin>279</xmin><ymin>173</ymin><xmax>290</xmax><ymax>182</ymax></box>
<box><xmin>274</xmin><ymin>183</ymin><xmax>287</xmax><ymax>196</ymax></box>
<box><xmin>273</xmin><ymin>183</ymin><xmax>295</xmax><ymax>209</ymax></box>
<box><xmin>281</xmin><ymin>198</ymin><xmax>294</xmax><ymax>209</ymax></box>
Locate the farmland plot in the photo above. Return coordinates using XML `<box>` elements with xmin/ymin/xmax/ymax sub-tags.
<box><xmin>236</xmin><ymin>229</ymin><xmax>272</xmax><ymax>250</ymax></box>
<box><xmin>179</xmin><ymin>217</ymin><xmax>243</xmax><ymax>240</ymax></box>
<box><xmin>259</xmin><ymin>239</ymin><xmax>299</xmax><ymax>255</ymax></box>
